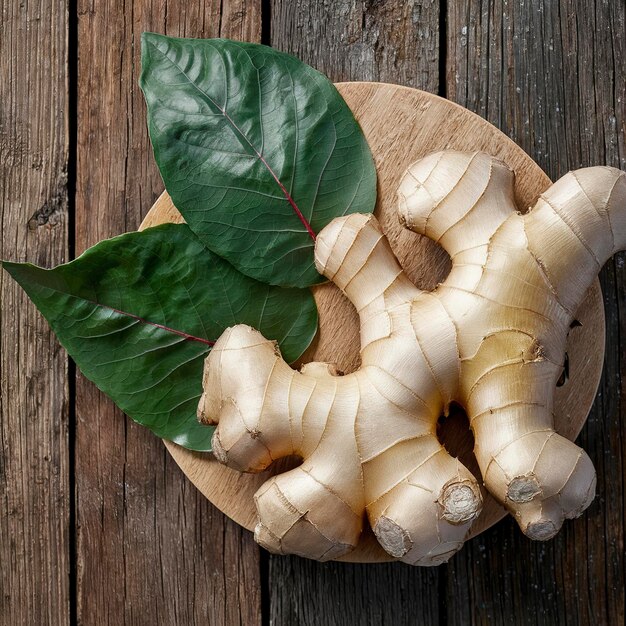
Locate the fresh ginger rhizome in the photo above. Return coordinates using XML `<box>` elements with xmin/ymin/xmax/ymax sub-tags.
<box><xmin>199</xmin><ymin>151</ymin><xmax>626</xmax><ymax>565</ymax></box>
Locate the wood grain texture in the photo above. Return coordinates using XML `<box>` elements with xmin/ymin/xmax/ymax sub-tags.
<box><xmin>2</xmin><ymin>0</ymin><xmax>624</xmax><ymax>623</ymax></box>
<box><xmin>75</xmin><ymin>2</ymin><xmax>262</xmax><ymax>624</ymax></box>
<box><xmin>0</xmin><ymin>1</ymin><xmax>70</xmax><ymax>624</ymax></box>
<box><xmin>269</xmin><ymin>0</ymin><xmax>440</xmax><ymax>90</ymax></box>
<box><xmin>445</xmin><ymin>1</ymin><xmax>625</xmax><ymax>624</ymax></box>
<box><xmin>146</xmin><ymin>81</ymin><xmax>606</xmax><ymax>564</ymax></box>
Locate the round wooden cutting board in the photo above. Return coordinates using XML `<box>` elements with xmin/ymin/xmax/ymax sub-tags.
<box><xmin>140</xmin><ymin>82</ymin><xmax>605</xmax><ymax>563</ymax></box>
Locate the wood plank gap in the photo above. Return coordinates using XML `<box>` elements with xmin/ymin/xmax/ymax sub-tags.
<box><xmin>261</xmin><ymin>0</ymin><xmax>272</xmax><ymax>45</ymax></box>
<box><xmin>260</xmin><ymin>548</ymin><xmax>271</xmax><ymax>626</ymax></box>
<box><xmin>438</xmin><ymin>565</ymin><xmax>449</xmax><ymax>626</ymax></box>
<box><xmin>439</xmin><ymin>0</ymin><xmax>448</xmax><ymax>98</ymax></box>
<box><xmin>67</xmin><ymin>0</ymin><xmax>78</xmax><ymax>621</ymax></box>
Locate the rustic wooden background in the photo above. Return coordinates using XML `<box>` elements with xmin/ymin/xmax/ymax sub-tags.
<box><xmin>1</xmin><ymin>0</ymin><xmax>624</xmax><ymax>624</ymax></box>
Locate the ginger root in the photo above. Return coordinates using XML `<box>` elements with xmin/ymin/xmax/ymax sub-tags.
<box><xmin>198</xmin><ymin>151</ymin><xmax>626</xmax><ymax>564</ymax></box>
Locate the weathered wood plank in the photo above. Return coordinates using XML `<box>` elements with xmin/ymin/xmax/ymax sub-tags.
<box><xmin>74</xmin><ymin>2</ymin><xmax>262</xmax><ymax>624</ymax></box>
<box><xmin>446</xmin><ymin>1</ymin><xmax>625</xmax><ymax>623</ymax></box>
<box><xmin>267</xmin><ymin>2</ymin><xmax>443</xmax><ymax>623</ymax></box>
<box><xmin>270</xmin><ymin>0</ymin><xmax>440</xmax><ymax>89</ymax></box>
<box><xmin>0</xmin><ymin>1</ymin><xmax>70</xmax><ymax>624</ymax></box>
<box><xmin>269</xmin><ymin>559</ymin><xmax>442</xmax><ymax>626</ymax></box>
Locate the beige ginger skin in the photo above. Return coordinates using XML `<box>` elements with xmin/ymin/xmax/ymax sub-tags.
<box><xmin>198</xmin><ymin>151</ymin><xmax>626</xmax><ymax>565</ymax></box>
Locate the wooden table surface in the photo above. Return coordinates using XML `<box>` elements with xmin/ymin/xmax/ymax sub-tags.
<box><xmin>1</xmin><ymin>1</ymin><xmax>624</xmax><ymax>624</ymax></box>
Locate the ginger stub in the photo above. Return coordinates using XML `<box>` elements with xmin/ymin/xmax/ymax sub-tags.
<box><xmin>198</xmin><ymin>151</ymin><xmax>626</xmax><ymax>565</ymax></box>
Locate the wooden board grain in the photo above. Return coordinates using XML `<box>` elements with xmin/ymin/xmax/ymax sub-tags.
<box><xmin>141</xmin><ymin>82</ymin><xmax>605</xmax><ymax>564</ymax></box>
<box><xmin>75</xmin><ymin>2</ymin><xmax>263</xmax><ymax>624</ymax></box>
<box><xmin>269</xmin><ymin>0</ymin><xmax>440</xmax><ymax>89</ymax></box>
<box><xmin>0</xmin><ymin>2</ymin><xmax>70</xmax><ymax>624</ymax></box>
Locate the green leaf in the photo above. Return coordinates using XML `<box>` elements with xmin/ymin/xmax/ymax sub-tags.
<box><xmin>140</xmin><ymin>33</ymin><xmax>376</xmax><ymax>287</ymax></box>
<box><xmin>3</xmin><ymin>224</ymin><xmax>317</xmax><ymax>451</ymax></box>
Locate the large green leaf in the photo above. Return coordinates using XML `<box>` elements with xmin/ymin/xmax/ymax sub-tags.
<box><xmin>140</xmin><ymin>33</ymin><xmax>376</xmax><ymax>287</ymax></box>
<box><xmin>3</xmin><ymin>224</ymin><xmax>317</xmax><ymax>451</ymax></box>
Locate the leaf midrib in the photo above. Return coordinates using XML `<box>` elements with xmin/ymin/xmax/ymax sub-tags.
<box><xmin>24</xmin><ymin>273</ymin><xmax>215</xmax><ymax>347</ymax></box>
<box><xmin>148</xmin><ymin>39</ymin><xmax>317</xmax><ymax>240</ymax></box>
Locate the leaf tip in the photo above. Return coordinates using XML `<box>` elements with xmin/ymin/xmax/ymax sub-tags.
<box><xmin>140</xmin><ymin>31</ymin><xmax>165</xmax><ymax>47</ymax></box>
<box><xmin>139</xmin><ymin>32</ymin><xmax>167</xmax><ymax>89</ymax></box>
<box><xmin>1</xmin><ymin>260</ymin><xmax>20</xmax><ymax>279</ymax></box>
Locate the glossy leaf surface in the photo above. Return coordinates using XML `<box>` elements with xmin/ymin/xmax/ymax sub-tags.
<box><xmin>3</xmin><ymin>224</ymin><xmax>317</xmax><ymax>450</ymax></box>
<box><xmin>140</xmin><ymin>33</ymin><xmax>376</xmax><ymax>287</ymax></box>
